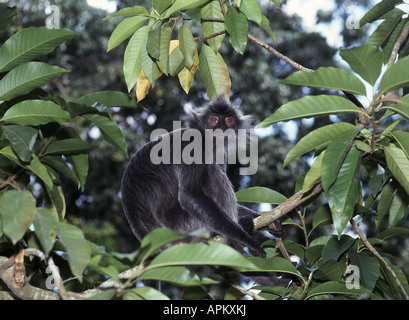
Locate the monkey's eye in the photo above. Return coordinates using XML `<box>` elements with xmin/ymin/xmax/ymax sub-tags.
<box><xmin>210</xmin><ymin>116</ymin><xmax>219</xmax><ymax>123</ymax></box>
<box><xmin>225</xmin><ymin>117</ymin><xmax>235</xmax><ymax>127</ymax></box>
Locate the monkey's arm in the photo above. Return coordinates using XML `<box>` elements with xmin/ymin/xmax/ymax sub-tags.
<box><xmin>178</xmin><ymin>187</ymin><xmax>266</xmax><ymax>258</ymax></box>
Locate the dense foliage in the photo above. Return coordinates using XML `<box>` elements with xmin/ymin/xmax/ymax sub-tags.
<box><xmin>1</xmin><ymin>0</ymin><xmax>409</xmax><ymax>300</ymax></box>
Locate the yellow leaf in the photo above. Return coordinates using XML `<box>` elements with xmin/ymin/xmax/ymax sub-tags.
<box><xmin>169</xmin><ymin>40</ymin><xmax>180</xmax><ymax>54</ymax></box>
<box><xmin>136</xmin><ymin>69</ymin><xmax>151</xmax><ymax>102</ymax></box>
<box><xmin>178</xmin><ymin>43</ymin><xmax>199</xmax><ymax>94</ymax></box>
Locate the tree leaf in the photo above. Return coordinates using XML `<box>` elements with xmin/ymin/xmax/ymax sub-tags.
<box><xmin>146</xmin><ymin>242</ymin><xmax>257</xmax><ymax>270</ymax></box>
<box><xmin>380</xmin><ymin>55</ymin><xmax>409</xmax><ymax>94</ymax></box>
<box><xmin>178</xmin><ymin>43</ymin><xmax>199</xmax><ymax>93</ymax></box>
<box><xmin>302</xmin><ymin>151</ymin><xmax>325</xmax><ymax>192</ymax></box>
<box><xmin>327</xmin><ymin>147</ymin><xmax>361</xmax><ymax>237</ymax></box>
<box><xmin>384</xmin><ymin>144</ymin><xmax>409</xmax><ymax>195</ymax></box>
<box><xmin>157</xmin><ymin>26</ymin><xmax>173</xmax><ymax>75</ymax></box>
<box><xmin>201</xmin><ymin>0</ymin><xmax>226</xmax><ymax>53</ymax></box>
<box><xmin>76</xmin><ymin>91</ymin><xmax>140</xmax><ymax>109</ymax></box>
<box><xmin>278</xmin><ymin>67</ymin><xmax>367</xmax><ymax>96</ymax></box>
<box><xmin>198</xmin><ymin>44</ymin><xmax>231</xmax><ymax>99</ymax></box>
<box><xmin>2</xmin><ymin>125</ymin><xmax>38</xmax><ymax>162</ymax></box>
<box><xmin>360</xmin><ymin>0</ymin><xmax>403</xmax><ymax>27</ymax></box>
<box><xmin>107</xmin><ymin>16</ymin><xmax>149</xmax><ymax>52</ymax></box>
<box><xmin>225</xmin><ymin>7</ymin><xmax>248</xmax><ymax>55</ymax></box>
<box><xmin>57</xmin><ymin>222</ymin><xmax>91</xmax><ymax>282</ymax></box>
<box><xmin>322</xmin><ymin>235</ymin><xmax>355</xmax><ymax>263</ymax></box>
<box><xmin>389</xmin><ymin>186</ymin><xmax>408</xmax><ymax>226</ymax></box>
<box><xmin>321</xmin><ymin>127</ymin><xmax>362</xmax><ymax>192</ymax></box>
<box><xmin>122</xmin><ymin>26</ymin><xmax>150</xmax><ymax>92</ymax></box>
<box><xmin>34</xmin><ymin>208</ymin><xmax>58</xmax><ymax>255</ymax></box>
<box><xmin>178</xmin><ymin>25</ymin><xmax>196</xmax><ymax>70</ymax></box>
<box><xmin>0</xmin><ymin>4</ymin><xmax>17</xmax><ymax>31</ymax></box>
<box><xmin>1</xmin><ymin>100</ymin><xmax>70</xmax><ymax>126</ymax></box>
<box><xmin>105</xmin><ymin>5</ymin><xmax>148</xmax><ymax>19</ymax></box>
<box><xmin>305</xmin><ymin>281</ymin><xmax>370</xmax><ymax>299</ymax></box>
<box><xmin>235</xmin><ymin>186</ymin><xmax>287</xmax><ymax>204</ymax></box>
<box><xmin>240</xmin><ymin>0</ymin><xmax>262</xmax><ymax>24</ymax></box>
<box><xmin>43</xmin><ymin>138</ymin><xmax>93</xmax><ymax>156</ymax></box>
<box><xmin>163</xmin><ymin>0</ymin><xmax>211</xmax><ymax>19</ymax></box>
<box><xmin>0</xmin><ymin>190</ymin><xmax>36</xmax><ymax>244</ymax></box>
<box><xmin>82</xmin><ymin>113</ymin><xmax>128</xmax><ymax>156</ymax></box>
<box><xmin>0</xmin><ymin>27</ymin><xmax>77</xmax><ymax>73</ymax></box>
<box><xmin>123</xmin><ymin>286</ymin><xmax>170</xmax><ymax>300</ymax></box>
<box><xmin>376</xmin><ymin>182</ymin><xmax>395</xmax><ymax>228</ymax></box>
<box><xmin>66</xmin><ymin>153</ymin><xmax>89</xmax><ymax>191</ymax></box>
<box><xmin>0</xmin><ymin>62</ymin><xmax>69</xmax><ymax>101</ymax></box>
<box><xmin>390</xmin><ymin>130</ymin><xmax>409</xmax><ymax>158</ymax></box>
<box><xmin>139</xmin><ymin>266</ymin><xmax>218</xmax><ymax>286</ymax></box>
<box><xmin>283</xmin><ymin>122</ymin><xmax>356</xmax><ymax>167</ymax></box>
<box><xmin>141</xmin><ymin>43</ymin><xmax>160</xmax><ymax>87</ymax></box>
<box><xmin>348</xmin><ymin>249</ymin><xmax>380</xmax><ymax>291</ymax></box>
<box><xmin>257</xmin><ymin>95</ymin><xmax>362</xmax><ymax>128</ymax></box>
<box><xmin>366</xmin><ymin>8</ymin><xmax>404</xmax><ymax>47</ymax></box>
<box><xmin>339</xmin><ymin>45</ymin><xmax>383</xmax><ymax>86</ymax></box>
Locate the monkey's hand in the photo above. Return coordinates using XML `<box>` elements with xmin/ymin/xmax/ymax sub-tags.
<box><xmin>267</xmin><ymin>220</ymin><xmax>285</xmax><ymax>238</ymax></box>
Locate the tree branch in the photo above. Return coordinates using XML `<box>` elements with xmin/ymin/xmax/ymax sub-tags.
<box><xmin>387</xmin><ymin>24</ymin><xmax>409</xmax><ymax>68</ymax></box>
<box><xmin>350</xmin><ymin>219</ymin><xmax>409</xmax><ymax>300</ymax></box>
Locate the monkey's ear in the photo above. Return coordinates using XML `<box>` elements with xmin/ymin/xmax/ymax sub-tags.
<box><xmin>183</xmin><ymin>108</ymin><xmax>202</xmax><ymax>129</ymax></box>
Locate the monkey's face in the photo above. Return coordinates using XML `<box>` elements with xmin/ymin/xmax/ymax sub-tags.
<box><xmin>206</xmin><ymin>114</ymin><xmax>236</xmax><ymax>131</ymax></box>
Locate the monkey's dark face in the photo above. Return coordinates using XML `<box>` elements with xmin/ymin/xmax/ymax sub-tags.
<box><xmin>206</xmin><ymin>114</ymin><xmax>236</xmax><ymax>131</ymax></box>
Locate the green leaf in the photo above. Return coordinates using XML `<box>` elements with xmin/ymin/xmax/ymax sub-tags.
<box><xmin>321</xmin><ymin>128</ymin><xmax>362</xmax><ymax>192</ymax></box>
<box><xmin>146</xmin><ymin>21</ymin><xmax>161</xmax><ymax>60</ymax></box>
<box><xmin>104</xmin><ymin>5</ymin><xmax>148</xmax><ymax>19</ymax></box>
<box><xmin>243</xmin><ymin>257</ymin><xmax>301</xmax><ymax>280</ymax></box>
<box><xmin>141</xmin><ymin>44</ymin><xmax>160</xmax><ymax>87</ymax></box>
<box><xmin>41</xmin><ymin>155</ymin><xmax>79</xmax><ymax>186</ymax></box>
<box><xmin>313</xmin><ymin>259</ymin><xmax>342</xmax><ymax>281</ymax></box>
<box><xmin>163</xmin><ymin>0</ymin><xmax>211</xmax><ymax>19</ymax></box>
<box><xmin>376</xmin><ymin>182</ymin><xmax>395</xmax><ymax>228</ymax></box>
<box><xmin>75</xmin><ymin>90</ymin><xmax>140</xmax><ymax>108</ymax></box>
<box><xmin>57</xmin><ymin>222</ymin><xmax>91</xmax><ymax>282</ymax></box>
<box><xmin>34</xmin><ymin>208</ymin><xmax>58</xmax><ymax>255</ymax></box>
<box><xmin>138</xmin><ymin>228</ymin><xmax>199</xmax><ymax>263</ymax></box>
<box><xmin>168</xmin><ymin>46</ymin><xmax>185</xmax><ymax>76</ymax></box>
<box><xmin>389</xmin><ymin>186</ymin><xmax>408</xmax><ymax>226</ymax></box>
<box><xmin>240</xmin><ymin>0</ymin><xmax>262</xmax><ymax>24</ymax></box>
<box><xmin>0</xmin><ymin>4</ymin><xmax>17</xmax><ymax>31</ymax></box>
<box><xmin>379</xmin><ymin>55</ymin><xmax>409</xmax><ymax>94</ymax></box>
<box><xmin>66</xmin><ymin>153</ymin><xmax>89</xmax><ymax>191</ymax></box>
<box><xmin>2</xmin><ymin>125</ymin><xmax>38</xmax><ymax>162</ymax></box>
<box><xmin>375</xmin><ymin>226</ymin><xmax>409</xmax><ymax>240</ymax></box>
<box><xmin>322</xmin><ymin>235</ymin><xmax>355</xmax><ymax>263</ymax></box>
<box><xmin>225</xmin><ymin>7</ymin><xmax>248</xmax><ymax>55</ymax></box>
<box><xmin>107</xmin><ymin>16</ymin><xmax>149</xmax><ymax>52</ymax></box>
<box><xmin>311</xmin><ymin>205</ymin><xmax>332</xmax><ymax>231</ymax></box>
<box><xmin>305</xmin><ymin>281</ymin><xmax>370</xmax><ymax>299</ymax></box>
<box><xmin>157</xmin><ymin>26</ymin><xmax>173</xmax><ymax>75</ymax></box>
<box><xmin>283</xmin><ymin>122</ymin><xmax>356</xmax><ymax>167</ymax></box>
<box><xmin>302</xmin><ymin>151</ymin><xmax>324</xmax><ymax>192</ymax></box>
<box><xmin>235</xmin><ymin>186</ymin><xmax>287</xmax><ymax>204</ymax></box>
<box><xmin>339</xmin><ymin>45</ymin><xmax>383</xmax><ymax>86</ymax></box>
<box><xmin>179</xmin><ymin>25</ymin><xmax>196</xmax><ymax>70</ymax></box>
<box><xmin>82</xmin><ymin>113</ymin><xmax>127</xmax><ymax>156</ymax></box>
<box><xmin>278</xmin><ymin>67</ymin><xmax>367</xmax><ymax>96</ymax></box>
<box><xmin>1</xmin><ymin>100</ymin><xmax>70</xmax><ymax>126</ymax></box>
<box><xmin>384</xmin><ymin>144</ymin><xmax>409</xmax><ymax>195</ymax></box>
<box><xmin>139</xmin><ymin>266</ymin><xmax>218</xmax><ymax>286</ymax></box>
<box><xmin>260</xmin><ymin>15</ymin><xmax>276</xmax><ymax>44</ymax></box>
<box><xmin>198</xmin><ymin>44</ymin><xmax>231</xmax><ymax>98</ymax></box>
<box><xmin>360</xmin><ymin>0</ymin><xmax>403</xmax><ymax>27</ymax></box>
<box><xmin>0</xmin><ymin>190</ymin><xmax>36</xmax><ymax>244</ymax></box>
<box><xmin>146</xmin><ymin>242</ymin><xmax>257</xmax><ymax>270</ymax></box>
<box><xmin>201</xmin><ymin>1</ymin><xmax>226</xmax><ymax>53</ymax></box>
<box><xmin>366</xmin><ymin>9</ymin><xmax>404</xmax><ymax>47</ymax></box>
<box><xmin>390</xmin><ymin>130</ymin><xmax>409</xmax><ymax>158</ymax></box>
<box><xmin>348</xmin><ymin>249</ymin><xmax>380</xmax><ymax>291</ymax></box>
<box><xmin>123</xmin><ymin>26</ymin><xmax>150</xmax><ymax>91</ymax></box>
<box><xmin>0</xmin><ymin>62</ymin><xmax>69</xmax><ymax>101</ymax></box>
<box><xmin>327</xmin><ymin>147</ymin><xmax>362</xmax><ymax>237</ymax></box>
<box><xmin>0</xmin><ymin>146</ymin><xmax>53</xmax><ymax>188</ymax></box>
<box><xmin>153</xmin><ymin>0</ymin><xmax>173</xmax><ymax>14</ymax></box>
<box><xmin>44</xmin><ymin>138</ymin><xmax>93</xmax><ymax>156</ymax></box>
<box><xmin>0</xmin><ymin>27</ymin><xmax>78</xmax><ymax>73</ymax></box>
<box><xmin>257</xmin><ymin>95</ymin><xmax>362</xmax><ymax>128</ymax></box>
<box><xmin>123</xmin><ymin>287</ymin><xmax>170</xmax><ymax>300</ymax></box>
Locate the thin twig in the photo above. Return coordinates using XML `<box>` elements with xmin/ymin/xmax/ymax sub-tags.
<box><xmin>387</xmin><ymin>24</ymin><xmax>409</xmax><ymax>68</ymax></box>
<box><xmin>350</xmin><ymin>219</ymin><xmax>409</xmax><ymax>300</ymax></box>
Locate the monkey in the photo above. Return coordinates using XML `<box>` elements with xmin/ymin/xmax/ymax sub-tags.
<box><xmin>121</xmin><ymin>95</ymin><xmax>276</xmax><ymax>258</ymax></box>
